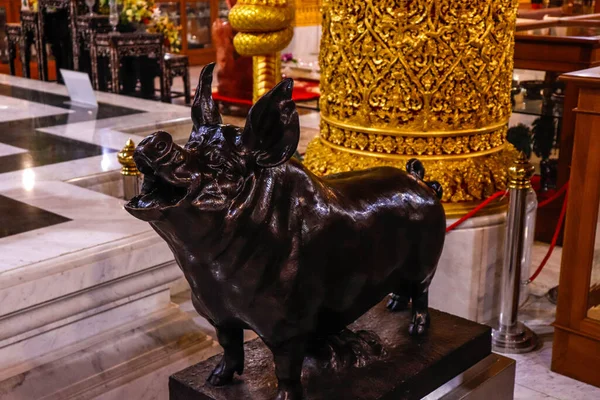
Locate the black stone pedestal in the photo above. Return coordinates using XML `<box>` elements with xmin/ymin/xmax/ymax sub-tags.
<box><xmin>169</xmin><ymin>302</ymin><xmax>491</xmax><ymax>400</ymax></box>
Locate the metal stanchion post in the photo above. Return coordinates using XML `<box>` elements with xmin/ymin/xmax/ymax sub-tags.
<box><xmin>117</xmin><ymin>138</ymin><xmax>140</xmax><ymax>201</ymax></box>
<box><xmin>492</xmin><ymin>152</ymin><xmax>538</xmax><ymax>354</ymax></box>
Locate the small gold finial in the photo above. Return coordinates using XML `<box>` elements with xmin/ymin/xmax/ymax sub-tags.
<box><xmin>507</xmin><ymin>152</ymin><xmax>535</xmax><ymax>190</ymax></box>
<box><xmin>117</xmin><ymin>138</ymin><xmax>140</xmax><ymax>176</ymax></box>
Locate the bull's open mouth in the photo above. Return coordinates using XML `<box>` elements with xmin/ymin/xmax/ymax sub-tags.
<box><xmin>125</xmin><ymin>152</ymin><xmax>192</xmax><ymax>212</ymax></box>
<box><xmin>125</xmin><ymin>171</ymin><xmax>190</xmax><ymax>212</ymax></box>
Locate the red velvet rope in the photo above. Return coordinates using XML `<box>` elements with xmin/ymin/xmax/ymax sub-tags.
<box><xmin>445</xmin><ymin>191</ymin><xmax>507</xmax><ymax>233</ymax></box>
<box><xmin>537</xmin><ymin>182</ymin><xmax>569</xmax><ymax>209</ymax></box>
<box><xmin>528</xmin><ymin>184</ymin><xmax>569</xmax><ymax>283</ymax></box>
<box><xmin>445</xmin><ymin>181</ymin><xmax>570</xmax><ymax>284</ymax></box>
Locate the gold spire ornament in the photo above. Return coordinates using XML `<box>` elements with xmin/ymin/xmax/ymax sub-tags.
<box><xmin>229</xmin><ymin>0</ymin><xmax>295</xmax><ymax>102</ymax></box>
<box><xmin>117</xmin><ymin>138</ymin><xmax>140</xmax><ymax>177</ymax></box>
<box><xmin>303</xmin><ymin>0</ymin><xmax>519</xmax><ymax>215</ymax></box>
<box><xmin>508</xmin><ymin>152</ymin><xmax>536</xmax><ymax>190</ymax></box>
<box><xmin>117</xmin><ymin>139</ymin><xmax>141</xmax><ymax>200</ymax></box>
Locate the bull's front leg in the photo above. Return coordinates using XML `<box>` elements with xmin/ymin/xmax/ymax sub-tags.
<box><xmin>207</xmin><ymin>326</ymin><xmax>244</xmax><ymax>386</ymax></box>
<box><xmin>271</xmin><ymin>337</ymin><xmax>307</xmax><ymax>400</ymax></box>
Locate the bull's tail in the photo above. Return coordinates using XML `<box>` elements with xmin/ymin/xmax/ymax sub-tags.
<box><xmin>406</xmin><ymin>158</ymin><xmax>443</xmax><ymax>200</ymax></box>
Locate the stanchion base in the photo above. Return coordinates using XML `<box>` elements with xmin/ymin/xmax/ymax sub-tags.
<box><xmin>491</xmin><ymin>321</ymin><xmax>538</xmax><ymax>354</ymax></box>
<box><xmin>546</xmin><ymin>286</ymin><xmax>559</xmax><ymax>305</ymax></box>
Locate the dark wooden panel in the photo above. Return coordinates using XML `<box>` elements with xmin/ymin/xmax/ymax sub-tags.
<box><xmin>170</xmin><ymin>302</ymin><xmax>491</xmax><ymax>400</ymax></box>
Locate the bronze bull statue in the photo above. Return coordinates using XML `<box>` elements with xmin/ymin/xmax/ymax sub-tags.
<box><xmin>125</xmin><ymin>63</ymin><xmax>446</xmax><ymax>400</ymax></box>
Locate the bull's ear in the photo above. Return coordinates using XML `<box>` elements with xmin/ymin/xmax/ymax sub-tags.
<box><xmin>241</xmin><ymin>78</ymin><xmax>299</xmax><ymax>168</ymax></box>
<box><xmin>191</xmin><ymin>63</ymin><xmax>222</xmax><ymax>130</ymax></box>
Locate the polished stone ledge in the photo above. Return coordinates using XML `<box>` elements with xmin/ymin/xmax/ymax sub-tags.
<box><xmin>431</xmin><ymin>211</ymin><xmax>507</xmax><ymax>323</ymax></box>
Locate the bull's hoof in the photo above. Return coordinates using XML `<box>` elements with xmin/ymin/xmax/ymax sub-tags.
<box><xmin>206</xmin><ymin>357</ymin><xmax>241</xmax><ymax>386</ymax></box>
<box><xmin>274</xmin><ymin>383</ymin><xmax>303</xmax><ymax>400</ymax></box>
<box><xmin>408</xmin><ymin>311</ymin><xmax>430</xmax><ymax>336</ymax></box>
<box><xmin>386</xmin><ymin>293</ymin><xmax>409</xmax><ymax>312</ymax></box>
<box><xmin>207</xmin><ymin>370</ymin><xmax>233</xmax><ymax>386</ymax></box>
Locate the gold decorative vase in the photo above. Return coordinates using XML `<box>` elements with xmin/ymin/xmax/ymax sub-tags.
<box><xmin>304</xmin><ymin>0</ymin><xmax>519</xmax><ymax>215</ymax></box>
<box><xmin>229</xmin><ymin>0</ymin><xmax>295</xmax><ymax>102</ymax></box>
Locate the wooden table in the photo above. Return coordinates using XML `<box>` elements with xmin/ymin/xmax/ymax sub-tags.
<box><xmin>514</xmin><ymin>21</ymin><xmax>600</xmax><ymax>242</ymax></box>
<box><xmin>515</xmin><ymin>22</ymin><xmax>600</xmax><ymax>72</ymax></box>
<box><xmin>163</xmin><ymin>53</ymin><xmax>191</xmax><ymax>104</ymax></box>
<box><xmin>5</xmin><ymin>23</ymin><xmax>22</xmax><ymax>77</ymax></box>
<box><xmin>90</xmin><ymin>32</ymin><xmax>166</xmax><ymax>102</ymax></box>
<box><xmin>74</xmin><ymin>14</ymin><xmax>111</xmax><ymax>74</ymax></box>
<box><xmin>38</xmin><ymin>0</ymin><xmax>81</xmax><ymax>82</ymax></box>
<box><xmin>20</xmin><ymin>9</ymin><xmax>47</xmax><ymax>81</ymax></box>
<box><xmin>552</xmin><ymin>66</ymin><xmax>600</xmax><ymax>389</ymax></box>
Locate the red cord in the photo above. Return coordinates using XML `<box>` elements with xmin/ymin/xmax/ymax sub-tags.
<box><xmin>537</xmin><ymin>182</ymin><xmax>569</xmax><ymax>209</ymax></box>
<box><xmin>446</xmin><ymin>181</ymin><xmax>569</xmax><ymax>234</ymax></box>
<box><xmin>528</xmin><ymin>188</ymin><xmax>569</xmax><ymax>283</ymax></box>
<box><xmin>446</xmin><ymin>191</ymin><xmax>506</xmax><ymax>233</ymax></box>
<box><xmin>444</xmin><ymin>181</ymin><xmax>570</xmax><ymax>283</ymax></box>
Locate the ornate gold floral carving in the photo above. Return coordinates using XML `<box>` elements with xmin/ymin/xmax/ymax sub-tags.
<box><xmin>294</xmin><ymin>0</ymin><xmax>322</xmax><ymax>27</ymax></box>
<box><xmin>304</xmin><ymin>139</ymin><xmax>516</xmax><ymax>204</ymax></box>
<box><xmin>318</xmin><ymin>0</ymin><xmax>517</xmax><ymax>132</ymax></box>
<box><xmin>305</xmin><ymin>0</ymin><xmax>519</xmax><ymax>207</ymax></box>
<box><xmin>320</xmin><ymin>120</ymin><xmax>508</xmax><ymax>158</ymax></box>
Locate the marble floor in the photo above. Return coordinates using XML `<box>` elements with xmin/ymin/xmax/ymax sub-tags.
<box><xmin>0</xmin><ymin>72</ymin><xmax>320</xmax><ymax>399</ymax></box>
<box><xmin>171</xmin><ymin>242</ymin><xmax>600</xmax><ymax>400</ymax></box>
<box><xmin>1</xmin><ymin>69</ymin><xmax>600</xmax><ymax>399</ymax></box>
<box><xmin>169</xmin><ymin>66</ymin><xmax>600</xmax><ymax>399</ymax></box>
<box><xmin>503</xmin><ymin>67</ymin><xmax>600</xmax><ymax>398</ymax></box>
<box><xmin>511</xmin><ymin>242</ymin><xmax>600</xmax><ymax>400</ymax></box>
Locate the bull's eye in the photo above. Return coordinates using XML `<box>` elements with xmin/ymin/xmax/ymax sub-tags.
<box><xmin>156</xmin><ymin>141</ymin><xmax>167</xmax><ymax>152</ymax></box>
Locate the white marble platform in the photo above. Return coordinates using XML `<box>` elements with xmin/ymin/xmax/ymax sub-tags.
<box><xmin>0</xmin><ymin>76</ymin><xmax>201</xmax><ymax>399</ymax></box>
<box><xmin>509</xmin><ymin>245</ymin><xmax>600</xmax><ymax>400</ymax></box>
<box><xmin>430</xmin><ymin>211</ymin><xmax>507</xmax><ymax>323</ymax></box>
<box><xmin>2</xmin><ymin>68</ymin><xmax>599</xmax><ymax>400</ymax></box>
<box><xmin>0</xmin><ymin>74</ymin><xmax>325</xmax><ymax>399</ymax></box>
<box><xmin>0</xmin><ymin>143</ymin><xmax>26</xmax><ymax>157</ymax></box>
<box><xmin>0</xmin><ymin>94</ymin><xmax>74</xmax><ymax>122</ymax></box>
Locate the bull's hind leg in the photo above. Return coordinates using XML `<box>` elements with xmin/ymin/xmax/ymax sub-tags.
<box><xmin>207</xmin><ymin>326</ymin><xmax>244</xmax><ymax>386</ymax></box>
<box><xmin>271</xmin><ymin>337</ymin><xmax>307</xmax><ymax>400</ymax></box>
<box><xmin>386</xmin><ymin>283</ymin><xmax>411</xmax><ymax>311</ymax></box>
<box><xmin>387</xmin><ymin>282</ymin><xmax>430</xmax><ymax>335</ymax></box>
<box><xmin>408</xmin><ymin>283</ymin><xmax>430</xmax><ymax>336</ymax></box>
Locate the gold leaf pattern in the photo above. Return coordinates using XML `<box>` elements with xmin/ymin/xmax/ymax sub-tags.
<box><xmin>305</xmin><ymin>0</ymin><xmax>519</xmax><ymax>203</ymax></box>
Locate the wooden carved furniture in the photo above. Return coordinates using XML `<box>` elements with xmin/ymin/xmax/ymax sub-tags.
<box><xmin>74</xmin><ymin>13</ymin><xmax>111</xmax><ymax>92</ymax></box>
<box><xmin>163</xmin><ymin>53</ymin><xmax>191</xmax><ymax>104</ymax></box>
<box><xmin>515</xmin><ymin>22</ymin><xmax>600</xmax><ymax>73</ymax></box>
<box><xmin>552</xmin><ymin>66</ymin><xmax>600</xmax><ymax>388</ymax></box>
<box><xmin>91</xmin><ymin>32</ymin><xmax>166</xmax><ymax>102</ymax></box>
<box><xmin>38</xmin><ymin>0</ymin><xmax>81</xmax><ymax>82</ymax></box>
<box><xmin>514</xmin><ymin>19</ymin><xmax>600</xmax><ymax>243</ymax></box>
<box><xmin>154</xmin><ymin>0</ymin><xmax>223</xmax><ymax>65</ymax></box>
<box><xmin>74</xmin><ymin>14</ymin><xmax>111</xmax><ymax>74</ymax></box>
<box><xmin>5</xmin><ymin>22</ymin><xmax>21</xmax><ymax>76</ymax></box>
<box><xmin>20</xmin><ymin>9</ymin><xmax>47</xmax><ymax>81</ymax></box>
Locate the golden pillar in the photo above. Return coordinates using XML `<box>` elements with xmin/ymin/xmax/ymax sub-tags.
<box><xmin>229</xmin><ymin>0</ymin><xmax>295</xmax><ymax>102</ymax></box>
<box><xmin>304</xmin><ymin>0</ymin><xmax>519</xmax><ymax>216</ymax></box>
